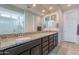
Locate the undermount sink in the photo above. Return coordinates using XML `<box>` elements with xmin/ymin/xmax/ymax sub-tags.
<box><xmin>16</xmin><ymin>37</ymin><xmax>31</xmax><ymax>43</ymax></box>
<box><xmin>16</xmin><ymin>37</ymin><xmax>31</xmax><ymax>40</ymax></box>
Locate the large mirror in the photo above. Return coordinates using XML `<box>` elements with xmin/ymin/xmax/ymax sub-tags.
<box><xmin>0</xmin><ymin>5</ymin><xmax>42</xmax><ymax>35</ymax></box>
<box><xmin>0</xmin><ymin>5</ymin><xmax>25</xmax><ymax>35</ymax></box>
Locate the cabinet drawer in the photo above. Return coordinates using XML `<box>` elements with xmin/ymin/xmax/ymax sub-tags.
<box><xmin>49</xmin><ymin>42</ymin><xmax>54</xmax><ymax>46</ymax></box>
<box><xmin>42</xmin><ymin>41</ymin><xmax>48</xmax><ymax>47</ymax></box>
<box><xmin>29</xmin><ymin>39</ymin><xmax>41</xmax><ymax>47</ymax></box>
<box><xmin>0</xmin><ymin>50</ymin><xmax>4</xmax><ymax>55</ymax></box>
<box><xmin>49</xmin><ymin>39</ymin><xmax>54</xmax><ymax>43</ymax></box>
<box><xmin>20</xmin><ymin>50</ymin><xmax>30</xmax><ymax>55</ymax></box>
<box><xmin>31</xmin><ymin>45</ymin><xmax>41</xmax><ymax>55</ymax></box>
<box><xmin>42</xmin><ymin>37</ymin><xmax>48</xmax><ymax>42</ymax></box>
<box><xmin>43</xmin><ymin>50</ymin><xmax>48</xmax><ymax>55</ymax></box>
<box><xmin>4</xmin><ymin>43</ymin><xmax>30</xmax><ymax>55</ymax></box>
<box><xmin>49</xmin><ymin>35</ymin><xmax>54</xmax><ymax>39</ymax></box>
<box><xmin>49</xmin><ymin>45</ymin><xmax>54</xmax><ymax>51</ymax></box>
<box><xmin>54</xmin><ymin>33</ymin><xmax>58</xmax><ymax>37</ymax></box>
<box><xmin>54</xmin><ymin>40</ymin><xmax>58</xmax><ymax>46</ymax></box>
<box><xmin>43</xmin><ymin>45</ymin><xmax>48</xmax><ymax>52</ymax></box>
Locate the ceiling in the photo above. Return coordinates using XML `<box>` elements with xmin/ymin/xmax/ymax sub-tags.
<box><xmin>12</xmin><ymin>4</ymin><xmax>79</xmax><ymax>16</ymax></box>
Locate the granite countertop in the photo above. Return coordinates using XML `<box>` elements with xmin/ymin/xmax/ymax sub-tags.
<box><xmin>0</xmin><ymin>31</ymin><xmax>57</xmax><ymax>50</ymax></box>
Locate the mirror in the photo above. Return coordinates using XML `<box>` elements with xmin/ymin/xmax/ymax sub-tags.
<box><xmin>0</xmin><ymin>5</ymin><xmax>25</xmax><ymax>35</ymax></box>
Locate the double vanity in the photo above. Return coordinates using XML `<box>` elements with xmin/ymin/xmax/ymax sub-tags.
<box><xmin>0</xmin><ymin>31</ymin><xmax>58</xmax><ymax>55</ymax></box>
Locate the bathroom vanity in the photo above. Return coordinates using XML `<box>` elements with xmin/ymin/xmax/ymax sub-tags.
<box><xmin>0</xmin><ymin>31</ymin><xmax>58</xmax><ymax>55</ymax></box>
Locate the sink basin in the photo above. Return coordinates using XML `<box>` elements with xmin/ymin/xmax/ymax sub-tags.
<box><xmin>16</xmin><ymin>37</ymin><xmax>31</xmax><ymax>44</ymax></box>
<box><xmin>16</xmin><ymin>37</ymin><xmax>31</xmax><ymax>40</ymax></box>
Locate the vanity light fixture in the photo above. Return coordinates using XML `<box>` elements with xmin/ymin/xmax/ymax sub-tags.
<box><xmin>32</xmin><ymin>4</ymin><xmax>36</xmax><ymax>7</ymax></box>
<box><xmin>42</xmin><ymin>9</ymin><xmax>45</xmax><ymax>13</ymax></box>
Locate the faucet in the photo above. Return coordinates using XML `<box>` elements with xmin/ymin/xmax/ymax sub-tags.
<box><xmin>18</xmin><ymin>33</ymin><xmax>23</xmax><ymax>37</ymax></box>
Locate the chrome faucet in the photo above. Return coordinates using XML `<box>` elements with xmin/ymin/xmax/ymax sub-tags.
<box><xmin>18</xmin><ymin>33</ymin><xmax>23</xmax><ymax>37</ymax></box>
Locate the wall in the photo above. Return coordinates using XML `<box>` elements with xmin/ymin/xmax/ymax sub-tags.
<box><xmin>57</xmin><ymin>10</ymin><xmax>63</xmax><ymax>45</ymax></box>
<box><xmin>56</xmin><ymin>7</ymin><xmax>79</xmax><ymax>44</ymax></box>
<box><xmin>63</xmin><ymin>9</ymin><xmax>78</xmax><ymax>43</ymax></box>
<box><xmin>77</xmin><ymin>8</ymin><xmax>79</xmax><ymax>44</ymax></box>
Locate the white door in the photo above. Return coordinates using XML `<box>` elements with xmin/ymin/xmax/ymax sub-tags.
<box><xmin>63</xmin><ymin>9</ymin><xmax>77</xmax><ymax>43</ymax></box>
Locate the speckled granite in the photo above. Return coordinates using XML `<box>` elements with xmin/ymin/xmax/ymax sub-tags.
<box><xmin>0</xmin><ymin>31</ymin><xmax>57</xmax><ymax>50</ymax></box>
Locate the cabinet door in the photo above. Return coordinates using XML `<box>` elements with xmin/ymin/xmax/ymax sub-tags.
<box><xmin>55</xmin><ymin>33</ymin><xmax>58</xmax><ymax>46</ymax></box>
<box><xmin>43</xmin><ymin>50</ymin><xmax>48</xmax><ymax>55</ymax></box>
<box><xmin>42</xmin><ymin>37</ymin><xmax>48</xmax><ymax>42</ymax></box>
<box><xmin>31</xmin><ymin>45</ymin><xmax>41</xmax><ymax>55</ymax></box>
<box><xmin>4</xmin><ymin>42</ymin><xmax>30</xmax><ymax>55</ymax></box>
<box><xmin>49</xmin><ymin>38</ymin><xmax>54</xmax><ymax>52</ymax></box>
<box><xmin>43</xmin><ymin>45</ymin><xmax>48</xmax><ymax>52</ymax></box>
<box><xmin>20</xmin><ymin>50</ymin><xmax>30</xmax><ymax>55</ymax></box>
<box><xmin>4</xmin><ymin>39</ymin><xmax>41</xmax><ymax>55</ymax></box>
<box><xmin>49</xmin><ymin>34</ymin><xmax>54</xmax><ymax>40</ymax></box>
<box><xmin>54</xmin><ymin>33</ymin><xmax>58</xmax><ymax>46</ymax></box>
<box><xmin>0</xmin><ymin>50</ymin><xmax>4</xmax><ymax>55</ymax></box>
<box><xmin>42</xmin><ymin>41</ymin><xmax>48</xmax><ymax>47</ymax></box>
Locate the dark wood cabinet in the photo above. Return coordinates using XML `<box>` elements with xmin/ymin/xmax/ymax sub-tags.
<box><xmin>31</xmin><ymin>45</ymin><xmax>41</xmax><ymax>55</ymax></box>
<box><xmin>0</xmin><ymin>50</ymin><xmax>4</xmax><ymax>55</ymax></box>
<box><xmin>48</xmin><ymin>35</ymin><xmax>54</xmax><ymax>52</ymax></box>
<box><xmin>42</xmin><ymin>41</ymin><xmax>48</xmax><ymax>47</ymax></box>
<box><xmin>4</xmin><ymin>43</ymin><xmax>29</xmax><ymax>55</ymax></box>
<box><xmin>41</xmin><ymin>37</ymin><xmax>49</xmax><ymax>55</ymax></box>
<box><xmin>54</xmin><ymin>33</ymin><xmax>58</xmax><ymax>47</ymax></box>
<box><xmin>4</xmin><ymin>39</ymin><xmax>41</xmax><ymax>55</ymax></box>
<box><xmin>43</xmin><ymin>49</ymin><xmax>48</xmax><ymax>55</ymax></box>
<box><xmin>43</xmin><ymin>45</ymin><xmax>48</xmax><ymax>52</ymax></box>
<box><xmin>1</xmin><ymin>33</ymin><xmax>58</xmax><ymax>55</ymax></box>
<box><xmin>42</xmin><ymin>36</ymin><xmax>49</xmax><ymax>42</ymax></box>
<box><xmin>20</xmin><ymin>50</ymin><xmax>30</xmax><ymax>55</ymax></box>
<box><xmin>48</xmin><ymin>33</ymin><xmax>58</xmax><ymax>53</ymax></box>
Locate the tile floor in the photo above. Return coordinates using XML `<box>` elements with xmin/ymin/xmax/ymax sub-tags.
<box><xmin>49</xmin><ymin>42</ymin><xmax>79</xmax><ymax>55</ymax></box>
